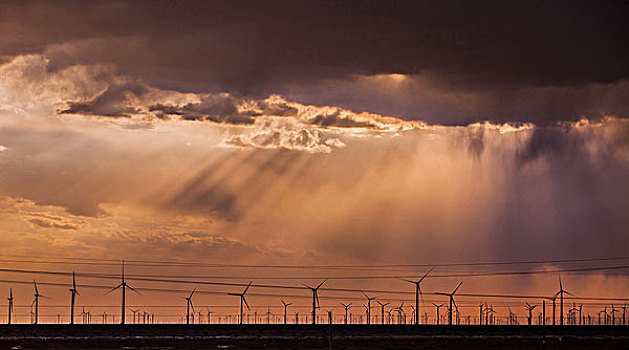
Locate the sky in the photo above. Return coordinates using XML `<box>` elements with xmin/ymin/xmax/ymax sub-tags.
<box><xmin>0</xmin><ymin>0</ymin><xmax>628</xmax><ymax>324</ymax></box>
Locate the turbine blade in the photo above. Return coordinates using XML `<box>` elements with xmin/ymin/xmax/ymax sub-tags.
<box><xmin>243</xmin><ymin>296</ymin><xmax>250</xmax><ymax>311</ymax></box>
<box><xmin>418</xmin><ymin>266</ymin><xmax>434</xmax><ymax>284</ymax></box>
<box><xmin>72</xmin><ymin>271</ymin><xmax>77</xmax><ymax>289</ymax></box>
<box><xmin>316</xmin><ymin>279</ymin><xmax>327</xmax><ymax>289</ymax></box>
<box><xmin>452</xmin><ymin>281</ymin><xmax>463</xmax><ymax>294</ymax></box>
<box><xmin>127</xmin><ymin>284</ymin><xmax>141</xmax><ymax>295</ymax></box>
<box><xmin>189</xmin><ymin>288</ymin><xmax>196</xmax><ymax>299</ymax></box>
<box><xmin>419</xmin><ymin>285</ymin><xmax>426</xmax><ymax>307</ymax></box>
<box><xmin>104</xmin><ymin>284</ymin><xmax>123</xmax><ymax>295</ymax></box>
<box><xmin>434</xmin><ymin>292</ymin><xmax>449</xmax><ymax>296</ymax></box>
<box><xmin>33</xmin><ymin>280</ymin><xmax>38</xmax><ymax>294</ymax></box>
<box><xmin>400</xmin><ymin>278</ymin><xmax>415</xmax><ymax>284</ymax></box>
<box><xmin>227</xmin><ymin>293</ymin><xmax>240</xmax><ymax>296</ymax></box>
<box><xmin>243</xmin><ymin>281</ymin><xmax>253</xmax><ymax>294</ymax></box>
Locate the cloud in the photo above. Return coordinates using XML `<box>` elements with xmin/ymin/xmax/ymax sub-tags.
<box><xmin>59</xmin><ymin>82</ymin><xmax>148</xmax><ymax>118</ymax></box>
<box><xmin>2</xmin><ymin>2</ymin><xmax>627</xmax><ymax>125</ymax></box>
<box><xmin>0</xmin><ymin>55</ymin><xmax>429</xmax><ymax>155</ymax></box>
<box><xmin>0</xmin><ymin>53</ymin><xmax>628</xmax><ymax>274</ymax></box>
<box><xmin>281</xmin><ymin>72</ymin><xmax>629</xmax><ymax>125</ymax></box>
<box><xmin>149</xmin><ymin>93</ymin><xmax>253</xmax><ymax>124</ymax></box>
<box><xmin>28</xmin><ymin>217</ymin><xmax>78</xmax><ymax>230</ymax></box>
<box><xmin>223</xmin><ymin>117</ymin><xmax>346</xmax><ymax>154</ymax></box>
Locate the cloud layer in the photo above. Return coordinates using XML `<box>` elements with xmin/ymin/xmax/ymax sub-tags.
<box><xmin>1</xmin><ymin>1</ymin><xmax>627</xmax><ymax>125</ymax></box>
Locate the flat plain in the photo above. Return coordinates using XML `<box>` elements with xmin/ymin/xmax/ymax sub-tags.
<box><xmin>1</xmin><ymin>325</ymin><xmax>628</xmax><ymax>349</ymax></box>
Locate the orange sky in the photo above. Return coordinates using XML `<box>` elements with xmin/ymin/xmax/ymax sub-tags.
<box><xmin>0</xmin><ymin>54</ymin><xmax>628</xmax><ymax>324</ymax></box>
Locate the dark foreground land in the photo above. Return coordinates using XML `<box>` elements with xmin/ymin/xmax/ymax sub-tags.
<box><xmin>1</xmin><ymin>324</ymin><xmax>628</xmax><ymax>350</ymax></box>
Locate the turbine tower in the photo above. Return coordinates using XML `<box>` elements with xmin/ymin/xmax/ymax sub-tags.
<box><xmin>302</xmin><ymin>279</ymin><xmax>326</xmax><ymax>325</ymax></box>
<box><xmin>228</xmin><ymin>281</ymin><xmax>252</xmax><ymax>324</ymax></box>
<box><xmin>7</xmin><ymin>288</ymin><xmax>14</xmax><ymax>325</ymax></box>
<box><xmin>281</xmin><ymin>300</ymin><xmax>292</xmax><ymax>324</ymax></box>
<box><xmin>401</xmin><ymin>267</ymin><xmax>433</xmax><ymax>325</ymax></box>
<box><xmin>184</xmin><ymin>288</ymin><xmax>196</xmax><ymax>325</ymax></box>
<box><xmin>435</xmin><ymin>281</ymin><xmax>462</xmax><ymax>325</ymax></box>
<box><xmin>69</xmin><ymin>271</ymin><xmax>79</xmax><ymax>324</ymax></box>
<box><xmin>105</xmin><ymin>260</ymin><xmax>139</xmax><ymax>324</ymax></box>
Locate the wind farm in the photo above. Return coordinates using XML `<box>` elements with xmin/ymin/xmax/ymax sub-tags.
<box><xmin>1</xmin><ymin>256</ymin><xmax>629</xmax><ymax>349</ymax></box>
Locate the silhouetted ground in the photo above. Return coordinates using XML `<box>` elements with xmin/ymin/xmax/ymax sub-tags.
<box><xmin>1</xmin><ymin>324</ymin><xmax>628</xmax><ymax>349</ymax></box>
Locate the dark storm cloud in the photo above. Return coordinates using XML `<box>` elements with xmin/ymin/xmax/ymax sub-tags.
<box><xmin>60</xmin><ymin>83</ymin><xmax>148</xmax><ymax>118</ymax></box>
<box><xmin>1</xmin><ymin>0</ymin><xmax>628</xmax><ymax>124</ymax></box>
<box><xmin>149</xmin><ymin>96</ymin><xmax>253</xmax><ymax>125</ymax></box>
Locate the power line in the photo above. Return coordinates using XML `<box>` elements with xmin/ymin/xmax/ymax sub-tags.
<box><xmin>2</xmin><ymin>263</ymin><xmax>629</xmax><ymax>289</ymax></box>
<box><xmin>2</xmin><ymin>274</ymin><xmax>627</xmax><ymax>303</ymax></box>
<box><xmin>1</xmin><ymin>254</ymin><xmax>628</xmax><ymax>270</ymax></box>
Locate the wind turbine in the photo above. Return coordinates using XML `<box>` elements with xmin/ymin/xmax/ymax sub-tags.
<box><xmin>401</xmin><ymin>267</ymin><xmax>433</xmax><ymax>325</ymax></box>
<box><xmin>435</xmin><ymin>281</ymin><xmax>462</xmax><ymax>325</ymax></box>
<box><xmin>485</xmin><ymin>305</ymin><xmax>496</xmax><ymax>325</ymax></box>
<box><xmin>228</xmin><ymin>281</ymin><xmax>252</xmax><ymax>324</ymax></box>
<box><xmin>31</xmin><ymin>280</ymin><xmax>48</xmax><ymax>324</ymax></box>
<box><xmin>7</xmin><ymin>288</ymin><xmax>14</xmax><ymax>325</ymax></box>
<box><xmin>553</xmin><ymin>274</ymin><xmax>575</xmax><ymax>326</ymax></box>
<box><xmin>340</xmin><ymin>303</ymin><xmax>351</xmax><ymax>325</ymax></box>
<box><xmin>69</xmin><ymin>271</ymin><xmax>79</xmax><ymax>324</ymax></box>
<box><xmin>524</xmin><ymin>303</ymin><xmax>537</xmax><ymax>325</ymax></box>
<box><xmin>325</xmin><ymin>309</ymin><xmax>333</xmax><ymax>324</ymax></box>
<box><xmin>549</xmin><ymin>296</ymin><xmax>557</xmax><ymax>325</ymax></box>
<box><xmin>433</xmin><ymin>303</ymin><xmax>444</xmax><ymax>325</ymax></box>
<box><xmin>264</xmin><ymin>306</ymin><xmax>273</xmax><ymax>324</ymax></box>
<box><xmin>376</xmin><ymin>301</ymin><xmax>389</xmax><ymax>325</ymax></box>
<box><xmin>302</xmin><ymin>279</ymin><xmax>326</xmax><ymax>325</ymax></box>
<box><xmin>281</xmin><ymin>300</ymin><xmax>292</xmax><ymax>324</ymax></box>
<box><xmin>129</xmin><ymin>309</ymin><xmax>140</xmax><ymax>324</ymax></box>
<box><xmin>80</xmin><ymin>307</ymin><xmax>88</xmax><ymax>324</ymax></box>
<box><xmin>395</xmin><ymin>303</ymin><xmax>406</xmax><ymax>324</ymax></box>
<box><xmin>184</xmin><ymin>288</ymin><xmax>196</xmax><ymax>324</ymax></box>
<box><xmin>105</xmin><ymin>260</ymin><xmax>139</xmax><ymax>324</ymax></box>
<box><xmin>611</xmin><ymin>304</ymin><xmax>620</xmax><ymax>325</ymax></box>
<box><xmin>361</xmin><ymin>291</ymin><xmax>376</xmax><ymax>325</ymax></box>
